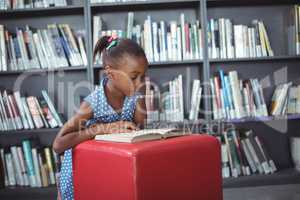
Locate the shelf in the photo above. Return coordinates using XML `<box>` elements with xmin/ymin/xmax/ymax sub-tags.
<box><xmin>211</xmin><ymin>114</ymin><xmax>300</xmax><ymax>123</ymax></box>
<box><xmin>0</xmin><ymin>5</ymin><xmax>83</xmax><ymax>17</ymax></box>
<box><xmin>0</xmin><ymin>128</ymin><xmax>60</xmax><ymax>135</ymax></box>
<box><xmin>91</xmin><ymin>0</ymin><xmax>199</xmax><ymax>12</ymax></box>
<box><xmin>223</xmin><ymin>168</ymin><xmax>300</xmax><ymax>188</ymax></box>
<box><xmin>0</xmin><ymin>66</ymin><xmax>87</xmax><ymax>76</ymax></box>
<box><xmin>209</xmin><ymin>55</ymin><xmax>300</xmax><ymax>63</ymax></box>
<box><xmin>93</xmin><ymin>60</ymin><xmax>203</xmax><ymax>69</ymax></box>
<box><xmin>0</xmin><ymin>186</ymin><xmax>56</xmax><ymax>200</ymax></box>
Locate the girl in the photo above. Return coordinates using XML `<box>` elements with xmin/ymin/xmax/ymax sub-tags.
<box><xmin>52</xmin><ymin>35</ymin><xmax>148</xmax><ymax>200</ymax></box>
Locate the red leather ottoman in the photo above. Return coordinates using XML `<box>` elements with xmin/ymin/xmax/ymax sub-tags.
<box><xmin>73</xmin><ymin>134</ymin><xmax>222</xmax><ymax>200</ymax></box>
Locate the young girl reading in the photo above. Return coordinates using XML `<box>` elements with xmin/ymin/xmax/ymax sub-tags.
<box><xmin>52</xmin><ymin>35</ymin><xmax>148</xmax><ymax>200</ymax></box>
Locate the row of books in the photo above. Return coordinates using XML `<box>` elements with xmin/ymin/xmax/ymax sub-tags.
<box><xmin>0</xmin><ymin>24</ymin><xmax>87</xmax><ymax>72</ymax></box>
<box><xmin>0</xmin><ymin>0</ymin><xmax>68</xmax><ymax>10</ymax></box>
<box><xmin>145</xmin><ymin>75</ymin><xmax>185</xmax><ymax>123</ymax></box>
<box><xmin>208</xmin><ymin>18</ymin><xmax>274</xmax><ymax>59</ymax></box>
<box><xmin>210</xmin><ymin>70</ymin><xmax>268</xmax><ymax>120</ymax></box>
<box><xmin>145</xmin><ymin>75</ymin><xmax>203</xmax><ymax>123</ymax></box>
<box><xmin>270</xmin><ymin>83</ymin><xmax>300</xmax><ymax>116</ymax></box>
<box><xmin>0</xmin><ymin>89</ymin><xmax>63</xmax><ymax>132</ymax></box>
<box><xmin>93</xmin><ymin>13</ymin><xmax>204</xmax><ymax>63</ymax></box>
<box><xmin>218</xmin><ymin>128</ymin><xmax>277</xmax><ymax>178</ymax></box>
<box><xmin>0</xmin><ymin>140</ymin><xmax>61</xmax><ymax>188</ymax></box>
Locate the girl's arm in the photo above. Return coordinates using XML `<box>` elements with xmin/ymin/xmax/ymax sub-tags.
<box><xmin>53</xmin><ymin>102</ymin><xmax>137</xmax><ymax>154</ymax></box>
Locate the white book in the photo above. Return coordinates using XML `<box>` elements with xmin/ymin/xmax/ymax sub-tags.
<box><xmin>221</xmin><ymin>144</ymin><xmax>230</xmax><ymax>178</ymax></box>
<box><xmin>95</xmin><ymin>128</ymin><xmax>190</xmax><ymax>143</ymax></box>
<box><xmin>234</xmin><ymin>25</ymin><xmax>244</xmax><ymax>58</ymax></box>
<box><xmin>0</xmin><ymin>25</ymin><xmax>7</xmax><ymax>71</ymax></box>
<box><xmin>152</xmin><ymin>22</ymin><xmax>160</xmax><ymax>62</ymax></box>
<box><xmin>37</xmin><ymin>30</ymin><xmax>51</xmax><ymax>69</ymax></box>
<box><xmin>78</xmin><ymin>36</ymin><xmax>88</xmax><ymax>66</ymax></box>
<box><xmin>146</xmin><ymin>16</ymin><xmax>154</xmax><ymax>62</ymax></box>
<box><xmin>32</xmin><ymin>33</ymin><xmax>47</xmax><ymax>69</ymax></box>
<box><xmin>219</xmin><ymin>18</ymin><xmax>227</xmax><ymax>59</ymax></box>
<box><xmin>178</xmin><ymin>75</ymin><xmax>184</xmax><ymax>121</ymax></box>
<box><xmin>11</xmin><ymin>146</ymin><xmax>25</xmax><ymax>186</ymax></box>
<box><xmin>31</xmin><ymin>148</ymin><xmax>42</xmax><ymax>187</ymax></box>
<box><xmin>16</xmin><ymin>147</ymin><xmax>29</xmax><ymax>186</ymax></box>
<box><xmin>21</xmin><ymin>97</ymin><xmax>35</xmax><ymax>129</ymax></box>
<box><xmin>225</xmin><ymin>19</ymin><xmax>234</xmax><ymax>59</ymax></box>
<box><xmin>189</xmin><ymin>79</ymin><xmax>200</xmax><ymax>120</ymax></box>
<box><xmin>160</xmin><ymin>21</ymin><xmax>167</xmax><ymax>61</ymax></box>
<box><xmin>229</xmin><ymin>71</ymin><xmax>245</xmax><ymax>118</ymax></box>
<box><xmin>176</xmin><ymin>26</ymin><xmax>183</xmax><ymax>61</ymax></box>
<box><xmin>166</xmin><ymin>33</ymin><xmax>172</xmax><ymax>61</ymax></box>
<box><xmin>170</xmin><ymin>21</ymin><xmax>178</xmax><ymax>61</ymax></box>
<box><xmin>127</xmin><ymin>12</ymin><xmax>134</xmax><ymax>39</ymax></box>
<box><xmin>5</xmin><ymin>153</ymin><xmax>16</xmax><ymax>186</ymax></box>
<box><xmin>180</xmin><ymin>13</ymin><xmax>187</xmax><ymax>60</ymax></box>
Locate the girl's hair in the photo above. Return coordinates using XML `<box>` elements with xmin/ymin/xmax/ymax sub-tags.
<box><xmin>93</xmin><ymin>36</ymin><xmax>147</xmax><ymax>67</ymax></box>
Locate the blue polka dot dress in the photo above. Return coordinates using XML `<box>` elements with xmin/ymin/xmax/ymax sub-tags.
<box><xmin>59</xmin><ymin>77</ymin><xmax>140</xmax><ymax>200</ymax></box>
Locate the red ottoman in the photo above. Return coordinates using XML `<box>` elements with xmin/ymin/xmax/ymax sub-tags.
<box><xmin>73</xmin><ymin>134</ymin><xmax>222</xmax><ymax>200</ymax></box>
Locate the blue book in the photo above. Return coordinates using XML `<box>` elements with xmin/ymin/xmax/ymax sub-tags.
<box><xmin>224</xmin><ymin>75</ymin><xmax>235</xmax><ymax>118</ymax></box>
<box><xmin>22</xmin><ymin>140</ymin><xmax>37</xmax><ymax>187</ymax></box>
<box><xmin>219</xmin><ymin>70</ymin><xmax>230</xmax><ymax>117</ymax></box>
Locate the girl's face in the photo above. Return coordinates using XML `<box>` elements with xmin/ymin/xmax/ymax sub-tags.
<box><xmin>105</xmin><ymin>55</ymin><xmax>148</xmax><ymax>96</ymax></box>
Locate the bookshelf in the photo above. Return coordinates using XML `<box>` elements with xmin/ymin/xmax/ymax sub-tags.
<box><xmin>1</xmin><ymin>0</ymin><xmax>300</xmax><ymax>199</ymax></box>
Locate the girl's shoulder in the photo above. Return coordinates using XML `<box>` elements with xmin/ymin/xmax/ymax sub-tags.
<box><xmin>83</xmin><ymin>79</ymin><xmax>106</xmax><ymax>110</ymax></box>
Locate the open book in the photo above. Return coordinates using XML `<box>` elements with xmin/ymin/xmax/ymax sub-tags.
<box><xmin>94</xmin><ymin>128</ymin><xmax>190</xmax><ymax>143</ymax></box>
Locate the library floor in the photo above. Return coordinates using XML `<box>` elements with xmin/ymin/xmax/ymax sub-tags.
<box><xmin>223</xmin><ymin>184</ymin><xmax>300</xmax><ymax>200</ymax></box>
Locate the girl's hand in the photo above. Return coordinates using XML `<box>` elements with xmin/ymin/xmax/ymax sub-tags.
<box><xmin>90</xmin><ymin>121</ymin><xmax>139</xmax><ymax>136</ymax></box>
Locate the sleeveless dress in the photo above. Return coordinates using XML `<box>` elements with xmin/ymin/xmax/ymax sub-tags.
<box><xmin>59</xmin><ymin>77</ymin><xmax>140</xmax><ymax>200</ymax></box>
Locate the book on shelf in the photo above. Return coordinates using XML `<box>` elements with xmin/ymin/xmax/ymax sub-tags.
<box><xmin>0</xmin><ymin>139</ymin><xmax>63</xmax><ymax>188</ymax></box>
<box><xmin>145</xmin><ymin>74</ymin><xmax>191</xmax><ymax>123</ymax></box>
<box><xmin>208</xmin><ymin>18</ymin><xmax>273</xmax><ymax>59</ymax></box>
<box><xmin>219</xmin><ymin>128</ymin><xmax>277</xmax><ymax>178</ymax></box>
<box><xmin>0</xmin><ymin>0</ymin><xmax>68</xmax><ymax>10</ymax></box>
<box><xmin>0</xmin><ymin>89</ymin><xmax>63</xmax><ymax>132</ymax></box>
<box><xmin>288</xmin><ymin>5</ymin><xmax>300</xmax><ymax>55</ymax></box>
<box><xmin>270</xmin><ymin>82</ymin><xmax>300</xmax><ymax>116</ymax></box>
<box><xmin>0</xmin><ymin>24</ymin><xmax>87</xmax><ymax>72</ymax></box>
<box><xmin>210</xmin><ymin>70</ymin><xmax>268</xmax><ymax>120</ymax></box>
<box><xmin>93</xmin><ymin>12</ymin><xmax>203</xmax><ymax>64</ymax></box>
<box><xmin>94</xmin><ymin>128</ymin><xmax>190</xmax><ymax>143</ymax></box>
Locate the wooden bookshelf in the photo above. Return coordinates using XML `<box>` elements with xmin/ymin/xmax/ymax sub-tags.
<box><xmin>1</xmin><ymin>0</ymin><xmax>300</xmax><ymax>199</ymax></box>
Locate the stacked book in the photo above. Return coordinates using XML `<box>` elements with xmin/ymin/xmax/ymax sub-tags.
<box><xmin>0</xmin><ymin>89</ymin><xmax>63</xmax><ymax>131</ymax></box>
<box><xmin>219</xmin><ymin>128</ymin><xmax>277</xmax><ymax>178</ymax></box>
<box><xmin>0</xmin><ymin>140</ymin><xmax>61</xmax><ymax>188</ymax></box>
<box><xmin>146</xmin><ymin>75</ymin><xmax>185</xmax><ymax>123</ymax></box>
<box><xmin>270</xmin><ymin>82</ymin><xmax>300</xmax><ymax>116</ymax></box>
<box><xmin>0</xmin><ymin>24</ymin><xmax>87</xmax><ymax>72</ymax></box>
<box><xmin>210</xmin><ymin>70</ymin><xmax>268</xmax><ymax>120</ymax></box>
<box><xmin>91</xmin><ymin>0</ymin><xmax>147</xmax><ymax>3</ymax></box>
<box><xmin>0</xmin><ymin>0</ymin><xmax>68</xmax><ymax>10</ymax></box>
<box><xmin>208</xmin><ymin>18</ymin><xmax>274</xmax><ymax>59</ymax></box>
<box><xmin>93</xmin><ymin>13</ymin><xmax>203</xmax><ymax>64</ymax></box>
